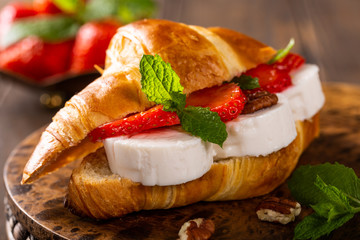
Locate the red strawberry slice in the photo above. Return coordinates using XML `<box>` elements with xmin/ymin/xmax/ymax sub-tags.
<box><xmin>33</xmin><ymin>0</ymin><xmax>62</xmax><ymax>14</ymax></box>
<box><xmin>242</xmin><ymin>53</ymin><xmax>305</xmax><ymax>94</ymax></box>
<box><xmin>274</xmin><ymin>53</ymin><xmax>305</xmax><ymax>72</ymax></box>
<box><xmin>244</xmin><ymin>63</ymin><xmax>292</xmax><ymax>93</ymax></box>
<box><xmin>89</xmin><ymin>83</ymin><xmax>246</xmax><ymax>141</ymax></box>
<box><xmin>186</xmin><ymin>83</ymin><xmax>247</xmax><ymax>122</ymax></box>
<box><xmin>0</xmin><ymin>36</ymin><xmax>73</xmax><ymax>82</ymax></box>
<box><xmin>70</xmin><ymin>19</ymin><xmax>121</xmax><ymax>73</ymax></box>
<box><xmin>89</xmin><ymin>105</ymin><xmax>180</xmax><ymax>141</ymax></box>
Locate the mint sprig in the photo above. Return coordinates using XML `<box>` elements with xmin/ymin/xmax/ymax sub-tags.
<box><xmin>231</xmin><ymin>75</ymin><xmax>260</xmax><ymax>90</ymax></box>
<box><xmin>288</xmin><ymin>163</ymin><xmax>360</xmax><ymax>240</ymax></box>
<box><xmin>267</xmin><ymin>38</ymin><xmax>295</xmax><ymax>64</ymax></box>
<box><xmin>1</xmin><ymin>16</ymin><xmax>80</xmax><ymax>48</ymax></box>
<box><xmin>139</xmin><ymin>54</ymin><xmax>227</xmax><ymax>147</ymax></box>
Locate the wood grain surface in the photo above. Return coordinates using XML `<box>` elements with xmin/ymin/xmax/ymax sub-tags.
<box><xmin>1</xmin><ymin>0</ymin><xmax>360</xmax><ymax>239</ymax></box>
<box><xmin>3</xmin><ymin>83</ymin><xmax>360</xmax><ymax>240</ymax></box>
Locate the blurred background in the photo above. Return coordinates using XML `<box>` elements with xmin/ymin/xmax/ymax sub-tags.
<box><xmin>0</xmin><ymin>0</ymin><xmax>359</xmax><ymax>238</ymax></box>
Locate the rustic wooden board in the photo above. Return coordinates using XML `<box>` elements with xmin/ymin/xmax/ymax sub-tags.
<box><xmin>3</xmin><ymin>82</ymin><xmax>360</xmax><ymax>240</ymax></box>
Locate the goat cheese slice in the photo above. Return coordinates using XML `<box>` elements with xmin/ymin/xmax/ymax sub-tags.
<box><xmin>213</xmin><ymin>95</ymin><xmax>297</xmax><ymax>159</ymax></box>
<box><xmin>104</xmin><ymin>128</ymin><xmax>213</xmax><ymax>186</ymax></box>
<box><xmin>281</xmin><ymin>64</ymin><xmax>325</xmax><ymax>121</ymax></box>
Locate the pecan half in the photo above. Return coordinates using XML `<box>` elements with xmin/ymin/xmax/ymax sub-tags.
<box><xmin>256</xmin><ymin>197</ymin><xmax>301</xmax><ymax>224</ymax></box>
<box><xmin>178</xmin><ymin>218</ymin><xmax>215</xmax><ymax>240</ymax></box>
<box><xmin>242</xmin><ymin>91</ymin><xmax>278</xmax><ymax>114</ymax></box>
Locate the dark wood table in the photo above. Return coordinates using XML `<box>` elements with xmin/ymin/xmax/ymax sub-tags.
<box><xmin>1</xmin><ymin>0</ymin><xmax>359</xmax><ymax>239</ymax></box>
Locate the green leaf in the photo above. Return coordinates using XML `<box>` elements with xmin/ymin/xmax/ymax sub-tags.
<box><xmin>231</xmin><ymin>75</ymin><xmax>260</xmax><ymax>90</ymax></box>
<box><xmin>79</xmin><ymin>0</ymin><xmax>156</xmax><ymax>23</ymax></box>
<box><xmin>288</xmin><ymin>163</ymin><xmax>360</xmax><ymax>206</ymax></box>
<box><xmin>2</xmin><ymin>15</ymin><xmax>80</xmax><ymax>48</ymax></box>
<box><xmin>293</xmin><ymin>213</ymin><xmax>354</xmax><ymax>240</ymax></box>
<box><xmin>178</xmin><ymin>106</ymin><xmax>227</xmax><ymax>147</ymax></box>
<box><xmin>313</xmin><ymin>175</ymin><xmax>354</xmax><ymax>219</ymax></box>
<box><xmin>53</xmin><ymin>0</ymin><xmax>81</xmax><ymax>13</ymax></box>
<box><xmin>117</xmin><ymin>0</ymin><xmax>156</xmax><ymax>24</ymax></box>
<box><xmin>140</xmin><ymin>54</ymin><xmax>186</xmax><ymax>111</ymax></box>
<box><xmin>289</xmin><ymin>163</ymin><xmax>360</xmax><ymax>240</ymax></box>
<box><xmin>310</xmin><ymin>202</ymin><xmax>338</xmax><ymax>219</ymax></box>
<box><xmin>79</xmin><ymin>0</ymin><xmax>120</xmax><ymax>22</ymax></box>
<box><xmin>268</xmin><ymin>38</ymin><xmax>295</xmax><ymax>64</ymax></box>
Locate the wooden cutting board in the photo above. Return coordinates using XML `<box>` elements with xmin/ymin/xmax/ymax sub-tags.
<box><xmin>4</xmin><ymin>82</ymin><xmax>360</xmax><ymax>240</ymax></box>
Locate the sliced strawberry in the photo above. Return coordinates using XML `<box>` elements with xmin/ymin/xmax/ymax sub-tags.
<box><xmin>33</xmin><ymin>0</ymin><xmax>62</xmax><ymax>14</ymax></box>
<box><xmin>0</xmin><ymin>36</ymin><xmax>73</xmax><ymax>81</ymax></box>
<box><xmin>70</xmin><ymin>19</ymin><xmax>121</xmax><ymax>73</ymax></box>
<box><xmin>89</xmin><ymin>105</ymin><xmax>180</xmax><ymax>141</ymax></box>
<box><xmin>89</xmin><ymin>83</ymin><xmax>246</xmax><ymax>141</ymax></box>
<box><xmin>186</xmin><ymin>83</ymin><xmax>246</xmax><ymax>122</ymax></box>
<box><xmin>244</xmin><ymin>64</ymin><xmax>292</xmax><ymax>93</ymax></box>
<box><xmin>274</xmin><ymin>53</ymin><xmax>305</xmax><ymax>72</ymax></box>
<box><xmin>241</xmin><ymin>53</ymin><xmax>305</xmax><ymax>94</ymax></box>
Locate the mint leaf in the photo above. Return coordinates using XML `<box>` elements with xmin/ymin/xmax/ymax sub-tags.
<box><xmin>2</xmin><ymin>15</ymin><xmax>80</xmax><ymax>48</ymax></box>
<box><xmin>267</xmin><ymin>38</ymin><xmax>295</xmax><ymax>64</ymax></box>
<box><xmin>178</xmin><ymin>107</ymin><xmax>227</xmax><ymax>147</ymax></box>
<box><xmin>231</xmin><ymin>75</ymin><xmax>260</xmax><ymax>90</ymax></box>
<box><xmin>294</xmin><ymin>213</ymin><xmax>354</xmax><ymax>240</ymax></box>
<box><xmin>288</xmin><ymin>163</ymin><xmax>360</xmax><ymax>206</ymax></box>
<box><xmin>313</xmin><ymin>175</ymin><xmax>354</xmax><ymax>219</ymax></box>
<box><xmin>140</xmin><ymin>54</ymin><xmax>186</xmax><ymax>111</ymax></box>
<box><xmin>310</xmin><ymin>202</ymin><xmax>338</xmax><ymax>219</ymax></box>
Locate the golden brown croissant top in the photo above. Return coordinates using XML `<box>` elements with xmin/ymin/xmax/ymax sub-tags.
<box><xmin>22</xmin><ymin>19</ymin><xmax>276</xmax><ymax>184</ymax></box>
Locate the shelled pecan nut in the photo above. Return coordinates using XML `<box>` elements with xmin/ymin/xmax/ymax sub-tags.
<box><xmin>256</xmin><ymin>197</ymin><xmax>301</xmax><ymax>224</ymax></box>
<box><xmin>242</xmin><ymin>91</ymin><xmax>278</xmax><ymax>114</ymax></box>
<box><xmin>178</xmin><ymin>218</ymin><xmax>215</xmax><ymax>240</ymax></box>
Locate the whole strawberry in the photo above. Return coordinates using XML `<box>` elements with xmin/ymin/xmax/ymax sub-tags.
<box><xmin>70</xmin><ymin>19</ymin><xmax>121</xmax><ymax>73</ymax></box>
<box><xmin>0</xmin><ymin>2</ymin><xmax>37</xmax><ymax>23</ymax></box>
<box><xmin>0</xmin><ymin>0</ymin><xmax>155</xmax><ymax>82</ymax></box>
<box><xmin>0</xmin><ymin>2</ymin><xmax>37</xmax><ymax>49</ymax></box>
<box><xmin>0</xmin><ymin>36</ymin><xmax>73</xmax><ymax>82</ymax></box>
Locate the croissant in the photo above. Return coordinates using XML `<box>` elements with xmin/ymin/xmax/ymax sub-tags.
<box><xmin>22</xmin><ymin>19</ymin><xmax>276</xmax><ymax>184</ymax></box>
<box><xmin>23</xmin><ymin>19</ymin><xmax>323</xmax><ymax>220</ymax></box>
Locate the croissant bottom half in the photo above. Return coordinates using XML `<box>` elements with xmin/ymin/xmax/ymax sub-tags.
<box><xmin>65</xmin><ymin>113</ymin><xmax>320</xmax><ymax>219</ymax></box>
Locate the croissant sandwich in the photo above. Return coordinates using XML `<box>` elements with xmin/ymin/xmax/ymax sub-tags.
<box><xmin>22</xmin><ymin>19</ymin><xmax>325</xmax><ymax>219</ymax></box>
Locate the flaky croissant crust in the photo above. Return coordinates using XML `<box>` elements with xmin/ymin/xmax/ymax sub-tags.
<box><xmin>22</xmin><ymin>19</ymin><xmax>276</xmax><ymax>184</ymax></box>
